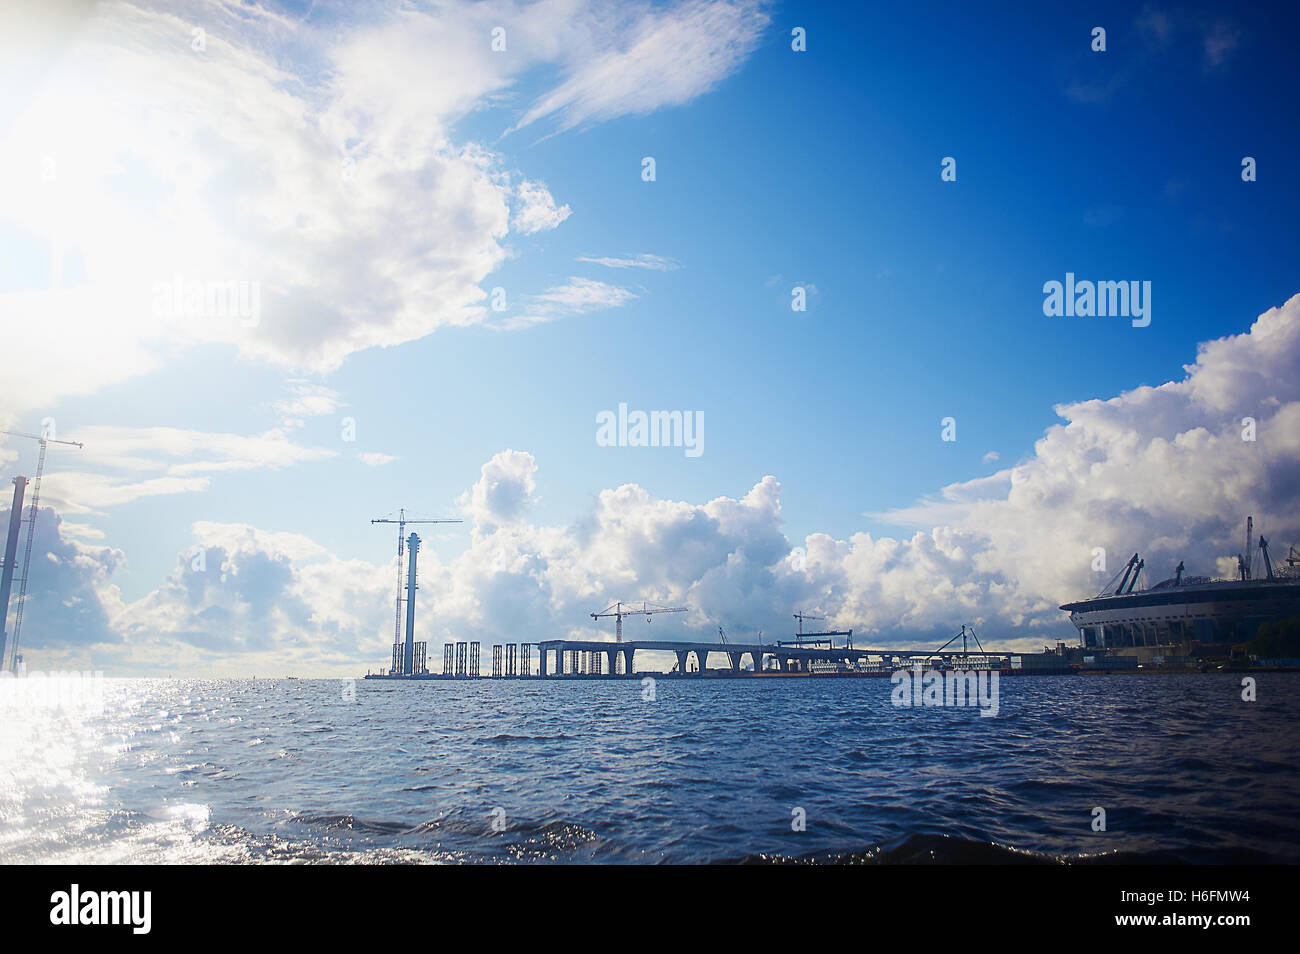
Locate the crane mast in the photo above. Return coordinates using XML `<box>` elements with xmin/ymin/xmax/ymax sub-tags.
<box><xmin>0</xmin><ymin>428</ymin><xmax>83</xmax><ymax>672</ymax></box>
<box><xmin>371</xmin><ymin>509</ymin><xmax>462</xmax><ymax>648</ymax></box>
<box><xmin>793</xmin><ymin>611</ymin><xmax>825</xmax><ymax>635</ymax></box>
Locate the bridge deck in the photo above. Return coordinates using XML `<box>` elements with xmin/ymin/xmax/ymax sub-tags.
<box><xmin>536</xmin><ymin>638</ymin><xmax>994</xmax><ymax>658</ymax></box>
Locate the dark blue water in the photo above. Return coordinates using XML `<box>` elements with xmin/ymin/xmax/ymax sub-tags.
<box><xmin>2</xmin><ymin>674</ymin><xmax>1297</xmax><ymax>863</ymax></box>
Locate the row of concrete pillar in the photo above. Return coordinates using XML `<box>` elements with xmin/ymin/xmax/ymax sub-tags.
<box><xmin>670</xmin><ymin>648</ymin><xmax>765</xmax><ymax>674</ymax></box>
<box><xmin>539</xmin><ymin>646</ymin><xmax>639</xmax><ymax>676</ymax></box>
<box><xmin>535</xmin><ymin>646</ymin><xmax>806</xmax><ymax>675</ymax></box>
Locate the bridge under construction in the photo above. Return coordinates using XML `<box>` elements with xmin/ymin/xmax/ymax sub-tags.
<box><xmin>359</xmin><ymin>548</ymin><xmax>1022</xmax><ymax>680</ymax></box>
<box><xmin>365</xmin><ymin>625</ymin><xmax>1015</xmax><ymax>680</ymax></box>
<box><xmin>531</xmin><ymin>637</ymin><xmax>1003</xmax><ymax>677</ymax></box>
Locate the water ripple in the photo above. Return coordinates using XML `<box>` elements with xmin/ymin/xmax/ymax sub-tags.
<box><xmin>0</xmin><ymin>674</ymin><xmax>1297</xmax><ymax>863</ymax></box>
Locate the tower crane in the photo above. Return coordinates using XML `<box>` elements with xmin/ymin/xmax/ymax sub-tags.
<box><xmin>590</xmin><ymin>601</ymin><xmax>687</xmax><ymax>642</ymax></box>
<box><xmin>0</xmin><ymin>427</ymin><xmax>83</xmax><ymax>671</ymax></box>
<box><xmin>793</xmin><ymin>611</ymin><xmax>824</xmax><ymax>635</ymax></box>
<box><xmin>718</xmin><ymin>626</ymin><xmax>728</xmax><ymax>645</ymax></box>
<box><xmin>933</xmin><ymin>623</ymin><xmax>986</xmax><ymax>666</ymax></box>
<box><xmin>371</xmin><ymin>509</ymin><xmax>462</xmax><ymax>649</ymax></box>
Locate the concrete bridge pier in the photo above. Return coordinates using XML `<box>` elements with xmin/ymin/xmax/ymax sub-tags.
<box><xmin>606</xmin><ymin>647</ymin><xmax>620</xmax><ymax>677</ymax></box>
<box><xmin>675</xmin><ymin>649</ymin><xmax>690</xmax><ymax>674</ymax></box>
<box><xmin>751</xmin><ymin>650</ymin><xmax>764</xmax><ymax>673</ymax></box>
<box><xmin>727</xmin><ymin>652</ymin><xmax>742</xmax><ymax>673</ymax></box>
<box><xmin>622</xmin><ymin>647</ymin><xmax>635</xmax><ymax>676</ymax></box>
<box><xmin>695</xmin><ymin>649</ymin><xmax>709</xmax><ymax>673</ymax></box>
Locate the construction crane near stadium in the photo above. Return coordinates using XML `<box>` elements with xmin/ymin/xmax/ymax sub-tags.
<box><xmin>0</xmin><ymin>427</ymin><xmax>83</xmax><ymax>672</ymax></box>
<box><xmin>371</xmin><ymin>509</ymin><xmax>462</xmax><ymax>650</ymax></box>
<box><xmin>932</xmin><ymin>623</ymin><xmax>986</xmax><ymax>667</ymax></box>
<box><xmin>591</xmin><ymin>601</ymin><xmax>687</xmax><ymax>642</ymax></box>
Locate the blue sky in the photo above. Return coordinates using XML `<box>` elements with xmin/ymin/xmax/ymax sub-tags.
<box><xmin>1</xmin><ymin>0</ymin><xmax>1298</xmax><ymax>674</ymax></box>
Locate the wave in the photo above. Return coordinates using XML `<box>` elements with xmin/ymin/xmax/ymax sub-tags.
<box><xmin>728</xmin><ymin>832</ymin><xmax>1282</xmax><ymax>865</ymax></box>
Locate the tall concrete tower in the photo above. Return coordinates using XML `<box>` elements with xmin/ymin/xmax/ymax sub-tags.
<box><xmin>403</xmin><ymin>532</ymin><xmax>419</xmax><ymax>674</ymax></box>
<box><xmin>0</xmin><ymin>476</ymin><xmax>28</xmax><ymax>666</ymax></box>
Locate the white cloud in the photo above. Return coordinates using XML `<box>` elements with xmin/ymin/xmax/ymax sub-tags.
<box><xmin>359</xmin><ymin>452</ymin><xmax>397</xmax><ymax>467</ymax></box>
<box><xmin>273</xmin><ymin>382</ymin><xmax>342</xmax><ymax>426</ymax></box>
<box><xmin>870</xmin><ymin>292</ymin><xmax>1300</xmax><ymax>625</ymax></box>
<box><xmin>20</xmin><ymin>293</ymin><xmax>1299</xmax><ymax>674</ymax></box>
<box><xmin>106</xmin><ymin>521</ymin><xmax>391</xmax><ymax>672</ymax></box>
<box><xmin>35</xmin><ymin>425</ymin><xmax>336</xmax><ymax>512</ymax></box>
<box><xmin>69</xmin><ymin>425</ymin><xmax>336</xmax><ymax>474</ymax></box>
<box><xmin>510</xmin><ymin>0</ymin><xmax>770</xmax><ymax>134</ymax></box>
<box><xmin>57</xmin><ymin>521</ymin><xmax>106</xmax><ymax>542</ymax></box>
<box><xmin>42</xmin><ymin>473</ymin><xmax>212</xmax><ymax>513</ymax></box>
<box><xmin>512</xmin><ymin>180</ymin><xmax>572</xmax><ymax>234</ymax></box>
<box><xmin>577</xmin><ymin>253</ymin><xmax>680</xmax><ymax>270</ymax></box>
<box><xmin>0</xmin><ymin>0</ymin><xmax>762</xmax><ymax>412</ymax></box>
<box><xmin>492</xmin><ymin>277</ymin><xmax>637</xmax><ymax>330</ymax></box>
<box><xmin>458</xmin><ymin>449</ymin><xmax>539</xmax><ymax>531</ymax></box>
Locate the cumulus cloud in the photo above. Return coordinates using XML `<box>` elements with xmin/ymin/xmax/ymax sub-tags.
<box><xmin>0</xmin><ymin>0</ymin><xmax>763</xmax><ymax>413</ymax></box>
<box><xmin>0</xmin><ymin>505</ymin><xmax>123</xmax><ymax>659</ymax></box>
<box><xmin>103</xmin><ymin>521</ymin><xmax>392</xmax><ymax>674</ymax></box>
<box><xmin>512</xmin><ymin>180</ymin><xmax>572</xmax><ymax>234</ymax></box>
<box><xmin>12</xmin><ymin>294</ymin><xmax>1300</xmax><ymax>673</ymax></box>
<box><xmin>459</xmin><ymin>450</ymin><xmax>539</xmax><ymax>531</ymax></box>
<box><xmin>870</xmin><ymin>292</ymin><xmax>1300</xmax><ymax>624</ymax></box>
